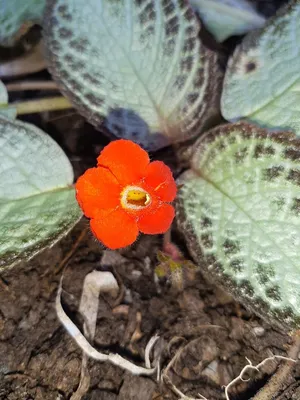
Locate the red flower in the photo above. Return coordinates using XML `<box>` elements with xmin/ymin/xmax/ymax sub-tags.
<box><xmin>75</xmin><ymin>139</ymin><xmax>177</xmax><ymax>249</ymax></box>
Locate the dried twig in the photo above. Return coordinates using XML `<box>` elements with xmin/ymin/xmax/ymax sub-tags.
<box><xmin>251</xmin><ymin>333</ymin><xmax>300</xmax><ymax>400</ymax></box>
<box><xmin>162</xmin><ymin>332</ymin><xmax>300</xmax><ymax>400</ymax></box>
<box><xmin>164</xmin><ymin>374</ymin><xmax>208</xmax><ymax>400</ymax></box>
<box><xmin>145</xmin><ymin>335</ymin><xmax>160</xmax><ymax>369</ymax></box>
<box><xmin>71</xmin><ymin>270</ymin><xmax>119</xmax><ymax>400</ymax></box>
<box><xmin>56</xmin><ymin>273</ymin><xmax>158</xmax><ymax>376</ymax></box>
<box><xmin>53</xmin><ymin>225</ymin><xmax>87</xmax><ymax>276</ymax></box>
<box><xmin>225</xmin><ymin>353</ymin><xmax>298</xmax><ymax>400</ymax></box>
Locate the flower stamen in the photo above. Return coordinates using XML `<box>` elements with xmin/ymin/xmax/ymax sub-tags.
<box><xmin>121</xmin><ymin>186</ymin><xmax>151</xmax><ymax>210</ymax></box>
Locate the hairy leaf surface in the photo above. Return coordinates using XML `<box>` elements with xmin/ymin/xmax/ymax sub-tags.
<box><xmin>0</xmin><ymin>117</ymin><xmax>81</xmax><ymax>270</ymax></box>
<box><xmin>177</xmin><ymin>122</ymin><xmax>300</xmax><ymax>330</ymax></box>
<box><xmin>222</xmin><ymin>1</ymin><xmax>300</xmax><ymax>137</ymax></box>
<box><xmin>44</xmin><ymin>0</ymin><xmax>220</xmax><ymax>150</ymax></box>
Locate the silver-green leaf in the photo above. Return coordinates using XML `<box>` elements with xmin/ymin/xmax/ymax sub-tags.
<box><xmin>44</xmin><ymin>0</ymin><xmax>221</xmax><ymax>151</ymax></box>
<box><xmin>0</xmin><ymin>0</ymin><xmax>46</xmax><ymax>46</ymax></box>
<box><xmin>177</xmin><ymin>122</ymin><xmax>300</xmax><ymax>330</ymax></box>
<box><xmin>221</xmin><ymin>0</ymin><xmax>300</xmax><ymax>137</ymax></box>
<box><xmin>0</xmin><ymin>117</ymin><xmax>82</xmax><ymax>270</ymax></box>
<box><xmin>190</xmin><ymin>0</ymin><xmax>266</xmax><ymax>42</ymax></box>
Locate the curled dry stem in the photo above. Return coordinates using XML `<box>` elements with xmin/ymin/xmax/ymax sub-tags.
<box><xmin>224</xmin><ymin>331</ymin><xmax>300</xmax><ymax>400</ymax></box>
<box><xmin>224</xmin><ymin>355</ymin><xmax>297</xmax><ymax>400</ymax></box>
<box><xmin>56</xmin><ymin>271</ymin><xmax>159</xmax><ymax>376</ymax></box>
<box><xmin>162</xmin><ymin>331</ymin><xmax>300</xmax><ymax>400</ymax></box>
<box><xmin>250</xmin><ymin>331</ymin><xmax>300</xmax><ymax>400</ymax></box>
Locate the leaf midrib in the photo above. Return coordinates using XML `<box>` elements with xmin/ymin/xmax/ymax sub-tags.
<box><xmin>98</xmin><ymin>4</ymin><xmax>163</xmax><ymax>125</ymax></box>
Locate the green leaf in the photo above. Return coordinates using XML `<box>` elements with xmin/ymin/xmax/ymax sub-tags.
<box><xmin>190</xmin><ymin>0</ymin><xmax>265</xmax><ymax>42</ymax></box>
<box><xmin>44</xmin><ymin>0</ymin><xmax>221</xmax><ymax>151</ymax></box>
<box><xmin>0</xmin><ymin>117</ymin><xmax>82</xmax><ymax>270</ymax></box>
<box><xmin>0</xmin><ymin>0</ymin><xmax>46</xmax><ymax>46</ymax></box>
<box><xmin>177</xmin><ymin>122</ymin><xmax>300</xmax><ymax>330</ymax></box>
<box><xmin>221</xmin><ymin>0</ymin><xmax>300</xmax><ymax>136</ymax></box>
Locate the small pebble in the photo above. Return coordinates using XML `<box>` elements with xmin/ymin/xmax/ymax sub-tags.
<box><xmin>124</xmin><ymin>289</ymin><xmax>133</xmax><ymax>304</ymax></box>
<box><xmin>131</xmin><ymin>270</ymin><xmax>142</xmax><ymax>279</ymax></box>
<box><xmin>202</xmin><ymin>360</ymin><xmax>220</xmax><ymax>385</ymax></box>
<box><xmin>252</xmin><ymin>326</ymin><xmax>265</xmax><ymax>337</ymax></box>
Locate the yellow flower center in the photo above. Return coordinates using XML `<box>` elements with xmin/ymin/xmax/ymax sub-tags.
<box><xmin>121</xmin><ymin>186</ymin><xmax>151</xmax><ymax>210</ymax></box>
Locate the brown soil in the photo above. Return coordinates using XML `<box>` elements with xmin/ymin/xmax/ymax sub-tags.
<box><xmin>1</xmin><ymin>216</ymin><xmax>300</xmax><ymax>400</ymax></box>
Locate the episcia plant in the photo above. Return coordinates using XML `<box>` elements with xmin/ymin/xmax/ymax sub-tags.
<box><xmin>2</xmin><ymin>0</ymin><xmax>300</xmax><ymax>398</ymax></box>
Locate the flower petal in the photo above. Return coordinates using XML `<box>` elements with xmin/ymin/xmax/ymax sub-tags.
<box><xmin>97</xmin><ymin>139</ymin><xmax>150</xmax><ymax>185</ymax></box>
<box><xmin>90</xmin><ymin>209</ymin><xmax>139</xmax><ymax>249</ymax></box>
<box><xmin>75</xmin><ymin>167</ymin><xmax>121</xmax><ymax>218</ymax></box>
<box><xmin>143</xmin><ymin>161</ymin><xmax>177</xmax><ymax>202</ymax></box>
<box><xmin>138</xmin><ymin>203</ymin><xmax>175</xmax><ymax>234</ymax></box>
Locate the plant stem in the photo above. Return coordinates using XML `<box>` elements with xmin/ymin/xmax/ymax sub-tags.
<box><xmin>0</xmin><ymin>96</ymin><xmax>73</xmax><ymax>115</ymax></box>
<box><xmin>6</xmin><ymin>81</ymin><xmax>58</xmax><ymax>92</ymax></box>
<box><xmin>251</xmin><ymin>332</ymin><xmax>300</xmax><ymax>400</ymax></box>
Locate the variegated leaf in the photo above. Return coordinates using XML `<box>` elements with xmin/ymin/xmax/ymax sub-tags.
<box><xmin>0</xmin><ymin>117</ymin><xmax>82</xmax><ymax>270</ymax></box>
<box><xmin>221</xmin><ymin>0</ymin><xmax>300</xmax><ymax>137</ymax></box>
<box><xmin>177</xmin><ymin>122</ymin><xmax>300</xmax><ymax>331</ymax></box>
<box><xmin>44</xmin><ymin>0</ymin><xmax>220</xmax><ymax>150</ymax></box>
